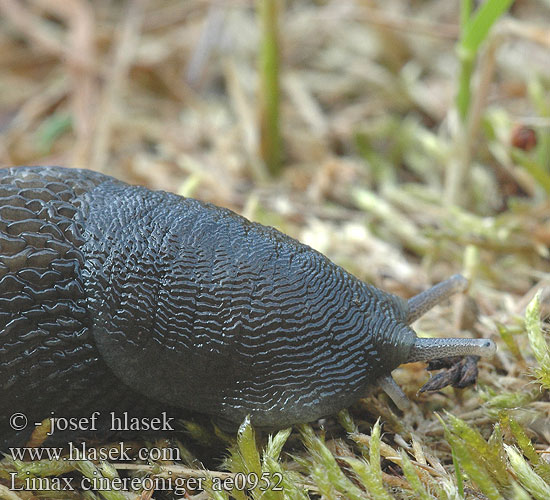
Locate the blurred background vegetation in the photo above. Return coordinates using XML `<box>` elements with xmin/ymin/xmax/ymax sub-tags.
<box><xmin>1</xmin><ymin>0</ymin><xmax>550</xmax><ymax>499</ymax></box>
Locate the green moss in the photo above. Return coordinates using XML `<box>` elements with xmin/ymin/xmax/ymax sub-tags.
<box><xmin>525</xmin><ymin>291</ymin><xmax>550</xmax><ymax>390</ymax></box>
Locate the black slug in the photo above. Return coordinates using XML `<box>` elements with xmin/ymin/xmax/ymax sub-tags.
<box><xmin>0</xmin><ymin>166</ymin><xmax>495</xmax><ymax>447</ymax></box>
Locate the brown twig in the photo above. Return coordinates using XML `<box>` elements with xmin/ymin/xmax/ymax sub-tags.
<box><xmin>90</xmin><ymin>0</ymin><xmax>147</xmax><ymax>173</ymax></box>
<box><xmin>0</xmin><ymin>0</ymin><xmax>95</xmax><ymax>70</ymax></box>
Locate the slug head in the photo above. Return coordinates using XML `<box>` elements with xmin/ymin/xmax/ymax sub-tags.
<box><xmin>376</xmin><ymin>275</ymin><xmax>496</xmax><ymax>410</ymax></box>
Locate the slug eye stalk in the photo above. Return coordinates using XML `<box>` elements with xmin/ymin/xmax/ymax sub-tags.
<box><xmin>406</xmin><ymin>274</ymin><xmax>468</xmax><ymax>324</ymax></box>
<box><xmin>407</xmin><ymin>337</ymin><xmax>496</xmax><ymax>363</ymax></box>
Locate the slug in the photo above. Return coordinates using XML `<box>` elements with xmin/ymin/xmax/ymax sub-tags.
<box><xmin>0</xmin><ymin>166</ymin><xmax>495</xmax><ymax>447</ymax></box>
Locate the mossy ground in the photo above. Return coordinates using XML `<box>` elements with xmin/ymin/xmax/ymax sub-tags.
<box><xmin>0</xmin><ymin>1</ymin><xmax>549</xmax><ymax>499</ymax></box>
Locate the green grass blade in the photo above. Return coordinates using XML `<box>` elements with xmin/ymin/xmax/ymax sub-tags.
<box><xmin>460</xmin><ymin>0</ymin><xmax>514</xmax><ymax>55</ymax></box>
<box><xmin>257</xmin><ymin>0</ymin><xmax>282</xmax><ymax>175</ymax></box>
<box><xmin>456</xmin><ymin>0</ymin><xmax>514</xmax><ymax>121</ymax></box>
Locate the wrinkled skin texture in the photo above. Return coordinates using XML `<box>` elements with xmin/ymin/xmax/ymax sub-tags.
<box><xmin>0</xmin><ymin>166</ymin><xmax>415</xmax><ymax>448</ymax></box>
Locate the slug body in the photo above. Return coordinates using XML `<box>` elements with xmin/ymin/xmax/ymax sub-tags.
<box><xmin>0</xmin><ymin>167</ymin><xmax>495</xmax><ymax>447</ymax></box>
